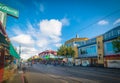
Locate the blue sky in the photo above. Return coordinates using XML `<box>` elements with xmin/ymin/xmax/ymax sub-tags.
<box><xmin>1</xmin><ymin>0</ymin><xmax>120</xmax><ymax>59</ymax></box>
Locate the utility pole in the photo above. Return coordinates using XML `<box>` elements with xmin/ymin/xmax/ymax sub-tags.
<box><xmin>19</xmin><ymin>44</ymin><xmax>21</xmax><ymax>56</ymax></box>
<box><xmin>18</xmin><ymin>44</ymin><xmax>21</xmax><ymax>69</ymax></box>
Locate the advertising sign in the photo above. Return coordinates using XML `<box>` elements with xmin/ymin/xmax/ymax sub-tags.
<box><xmin>0</xmin><ymin>3</ymin><xmax>19</xmax><ymax>18</ymax></box>
<box><xmin>107</xmin><ymin>60</ymin><xmax>120</xmax><ymax>68</ymax></box>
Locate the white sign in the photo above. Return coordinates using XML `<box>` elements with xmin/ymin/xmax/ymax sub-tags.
<box><xmin>107</xmin><ymin>60</ymin><xmax>120</xmax><ymax>68</ymax></box>
<box><xmin>82</xmin><ymin>60</ymin><xmax>90</xmax><ymax>66</ymax></box>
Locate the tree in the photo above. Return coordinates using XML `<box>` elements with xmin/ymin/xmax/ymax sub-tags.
<box><xmin>57</xmin><ymin>45</ymin><xmax>75</xmax><ymax>58</ymax></box>
<box><xmin>66</xmin><ymin>46</ymin><xmax>75</xmax><ymax>57</ymax></box>
<box><xmin>57</xmin><ymin>45</ymin><xmax>67</xmax><ymax>56</ymax></box>
<box><xmin>112</xmin><ymin>37</ymin><xmax>120</xmax><ymax>53</ymax></box>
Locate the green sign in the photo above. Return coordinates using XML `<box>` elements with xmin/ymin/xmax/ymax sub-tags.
<box><xmin>45</xmin><ymin>55</ymin><xmax>50</xmax><ymax>59</ymax></box>
<box><xmin>0</xmin><ymin>3</ymin><xmax>19</xmax><ymax>18</ymax></box>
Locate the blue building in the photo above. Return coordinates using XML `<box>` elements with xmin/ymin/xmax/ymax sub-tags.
<box><xmin>78</xmin><ymin>26</ymin><xmax>120</xmax><ymax>68</ymax></box>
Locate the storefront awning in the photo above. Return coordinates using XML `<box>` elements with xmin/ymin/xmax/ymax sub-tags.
<box><xmin>0</xmin><ymin>33</ymin><xmax>9</xmax><ymax>45</ymax></box>
<box><xmin>9</xmin><ymin>43</ymin><xmax>20</xmax><ymax>59</ymax></box>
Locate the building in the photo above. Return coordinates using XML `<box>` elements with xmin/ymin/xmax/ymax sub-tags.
<box><xmin>78</xmin><ymin>26</ymin><xmax>120</xmax><ymax>68</ymax></box>
<box><xmin>0</xmin><ymin>21</ymin><xmax>20</xmax><ymax>82</ymax></box>
<box><xmin>38</xmin><ymin>50</ymin><xmax>57</xmax><ymax>59</ymax></box>
<box><xmin>103</xmin><ymin>26</ymin><xmax>120</xmax><ymax>68</ymax></box>
<box><xmin>0</xmin><ymin>22</ymin><xmax>9</xmax><ymax>82</ymax></box>
<box><xmin>65</xmin><ymin>36</ymin><xmax>88</xmax><ymax>58</ymax></box>
<box><xmin>0</xmin><ymin>3</ymin><xmax>19</xmax><ymax>82</ymax></box>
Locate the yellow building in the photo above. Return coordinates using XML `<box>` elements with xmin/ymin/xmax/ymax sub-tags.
<box><xmin>65</xmin><ymin>37</ymin><xmax>88</xmax><ymax>58</ymax></box>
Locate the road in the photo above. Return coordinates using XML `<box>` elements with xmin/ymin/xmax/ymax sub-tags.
<box><xmin>23</xmin><ymin>63</ymin><xmax>120</xmax><ymax>83</ymax></box>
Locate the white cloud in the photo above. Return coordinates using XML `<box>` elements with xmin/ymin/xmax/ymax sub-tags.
<box><xmin>37</xmin><ymin>39</ymin><xmax>49</xmax><ymax>48</ymax></box>
<box><xmin>12</xmin><ymin>26</ymin><xmax>23</xmax><ymax>35</ymax></box>
<box><xmin>60</xmin><ymin>18</ymin><xmax>70</xmax><ymax>26</ymax></box>
<box><xmin>49</xmin><ymin>35</ymin><xmax>61</xmax><ymax>43</ymax></box>
<box><xmin>11</xmin><ymin>34</ymin><xmax>35</xmax><ymax>46</ymax></box>
<box><xmin>113</xmin><ymin>18</ymin><xmax>120</xmax><ymax>25</ymax></box>
<box><xmin>10</xmin><ymin>19</ymin><xmax>63</xmax><ymax>60</ymax></box>
<box><xmin>40</xmin><ymin>19</ymin><xmax>62</xmax><ymax>37</ymax></box>
<box><xmin>54</xmin><ymin>43</ymin><xmax>62</xmax><ymax>47</ymax></box>
<box><xmin>37</xmin><ymin>19</ymin><xmax>62</xmax><ymax>48</ymax></box>
<box><xmin>98</xmin><ymin>20</ymin><xmax>108</xmax><ymax>25</ymax></box>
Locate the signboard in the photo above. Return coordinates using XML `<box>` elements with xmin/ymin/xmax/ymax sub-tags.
<box><xmin>107</xmin><ymin>60</ymin><xmax>120</xmax><ymax>68</ymax></box>
<box><xmin>0</xmin><ymin>11</ymin><xmax>6</xmax><ymax>27</ymax></box>
<box><xmin>0</xmin><ymin>3</ymin><xmax>19</xmax><ymax>18</ymax></box>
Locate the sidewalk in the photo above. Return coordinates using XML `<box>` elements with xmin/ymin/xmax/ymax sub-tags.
<box><xmin>3</xmin><ymin>70</ymin><xmax>24</xmax><ymax>83</ymax></box>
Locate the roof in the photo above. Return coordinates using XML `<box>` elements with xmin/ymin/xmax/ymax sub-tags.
<box><xmin>65</xmin><ymin>37</ymin><xmax>88</xmax><ymax>44</ymax></box>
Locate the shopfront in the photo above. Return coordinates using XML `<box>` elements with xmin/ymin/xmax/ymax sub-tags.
<box><xmin>0</xmin><ymin>33</ymin><xmax>9</xmax><ymax>82</ymax></box>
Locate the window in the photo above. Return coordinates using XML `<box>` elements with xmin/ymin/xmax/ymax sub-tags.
<box><xmin>118</xmin><ymin>30</ymin><xmax>120</xmax><ymax>35</ymax></box>
<box><xmin>104</xmin><ymin>34</ymin><xmax>107</xmax><ymax>40</ymax></box>
<box><xmin>98</xmin><ymin>54</ymin><xmax>102</xmax><ymax>60</ymax></box>
<box><xmin>111</xmin><ymin>31</ymin><xmax>113</xmax><ymax>36</ymax></box>
<box><xmin>106</xmin><ymin>42</ymin><xmax>113</xmax><ymax>51</ymax></box>
<box><xmin>104</xmin><ymin>41</ymin><xmax>114</xmax><ymax>55</ymax></box>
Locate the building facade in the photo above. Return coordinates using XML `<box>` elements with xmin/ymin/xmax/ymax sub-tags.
<box><xmin>38</xmin><ymin>50</ymin><xmax>57</xmax><ymax>59</ymax></box>
<box><xmin>103</xmin><ymin>26</ymin><xmax>120</xmax><ymax>68</ymax></box>
<box><xmin>65</xmin><ymin>37</ymin><xmax>88</xmax><ymax>58</ymax></box>
<box><xmin>78</xmin><ymin>26</ymin><xmax>120</xmax><ymax>68</ymax></box>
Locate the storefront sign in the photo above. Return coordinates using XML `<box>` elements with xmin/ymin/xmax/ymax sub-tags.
<box><xmin>0</xmin><ymin>3</ymin><xmax>19</xmax><ymax>18</ymax></box>
<box><xmin>107</xmin><ymin>60</ymin><xmax>120</xmax><ymax>68</ymax></box>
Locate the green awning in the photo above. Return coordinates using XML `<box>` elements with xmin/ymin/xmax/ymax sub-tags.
<box><xmin>9</xmin><ymin>43</ymin><xmax>20</xmax><ymax>59</ymax></box>
<box><xmin>0</xmin><ymin>33</ymin><xmax>9</xmax><ymax>45</ymax></box>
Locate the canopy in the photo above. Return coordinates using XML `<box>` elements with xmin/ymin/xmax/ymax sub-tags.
<box><xmin>9</xmin><ymin>43</ymin><xmax>20</xmax><ymax>59</ymax></box>
<box><xmin>0</xmin><ymin>33</ymin><xmax>9</xmax><ymax>45</ymax></box>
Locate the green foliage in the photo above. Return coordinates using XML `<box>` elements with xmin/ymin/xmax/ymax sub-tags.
<box><xmin>57</xmin><ymin>45</ymin><xmax>75</xmax><ymax>57</ymax></box>
<box><xmin>112</xmin><ymin>37</ymin><xmax>120</xmax><ymax>53</ymax></box>
<box><xmin>27</xmin><ymin>57</ymin><xmax>32</xmax><ymax>62</ymax></box>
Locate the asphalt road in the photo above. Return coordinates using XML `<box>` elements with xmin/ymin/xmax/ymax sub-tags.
<box><xmin>24</xmin><ymin>63</ymin><xmax>120</xmax><ymax>83</ymax></box>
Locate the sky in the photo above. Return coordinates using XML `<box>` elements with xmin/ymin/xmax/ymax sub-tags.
<box><xmin>1</xmin><ymin>0</ymin><xmax>120</xmax><ymax>59</ymax></box>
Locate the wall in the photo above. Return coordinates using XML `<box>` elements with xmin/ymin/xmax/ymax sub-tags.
<box><xmin>97</xmin><ymin>36</ymin><xmax>104</xmax><ymax>65</ymax></box>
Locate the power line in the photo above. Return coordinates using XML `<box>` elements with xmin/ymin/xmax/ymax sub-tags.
<box><xmin>64</xmin><ymin>8</ymin><xmax>120</xmax><ymax>41</ymax></box>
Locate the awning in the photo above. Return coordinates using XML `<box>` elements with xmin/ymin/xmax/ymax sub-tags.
<box><xmin>9</xmin><ymin>43</ymin><xmax>20</xmax><ymax>59</ymax></box>
<box><xmin>0</xmin><ymin>33</ymin><xmax>9</xmax><ymax>50</ymax></box>
<box><xmin>0</xmin><ymin>33</ymin><xmax>9</xmax><ymax>45</ymax></box>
